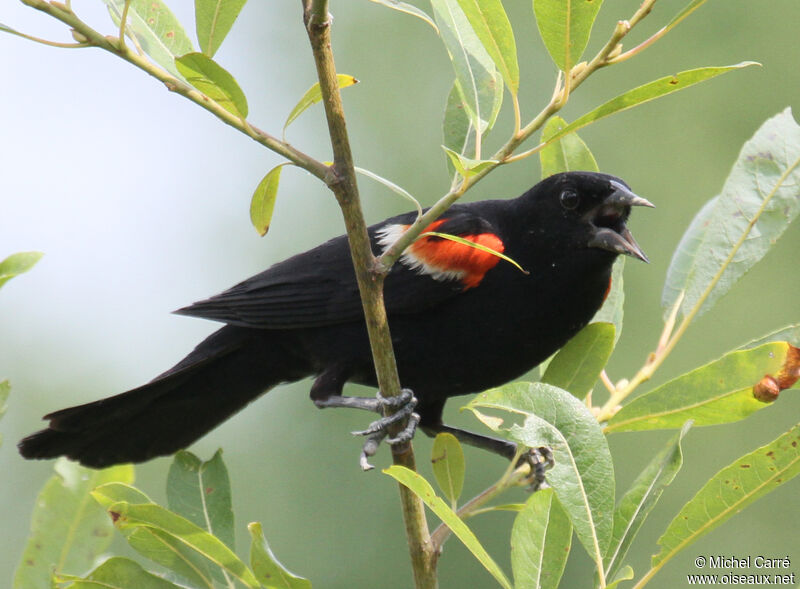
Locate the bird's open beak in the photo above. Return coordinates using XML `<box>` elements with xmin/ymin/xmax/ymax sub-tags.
<box><xmin>587</xmin><ymin>181</ymin><xmax>654</xmax><ymax>263</ymax></box>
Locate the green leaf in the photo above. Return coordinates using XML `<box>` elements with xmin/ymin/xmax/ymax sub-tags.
<box><xmin>660</xmin><ymin>195</ymin><xmax>718</xmax><ymax>320</ymax></box>
<box><xmin>532</xmin><ymin>0</ymin><xmax>604</xmax><ymax>72</ymax></box>
<box><xmin>104</xmin><ymin>0</ymin><xmax>194</xmax><ymax>78</ymax></box>
<box><xmin>592</xmin><ymin>257</ymin><xmax>625</xmax><ymax>343</ymax></box>
<box><xmin>248</xmin><ymin>522</ymin><xmax>312</xmax><ymax>589</ymax></box>
<box><xmin>664</xmin><ymin>0</ymin><xmax>710</xmax><ymax>36</ymax></box>
<box><xmin>741</xmin><ymin>323</ymin><xmax>800</xmax><ymax>349</ymax></box>
<box><xmin>422</xmin><ymin>231</ymin><xmax>527</xmax><ymax>274</ymax></box>
<box><xmin>511</xmin><ymin>488</ymin><xmax>572</xmax><ymax>589</ymax></box>
<box><xmin>662</xmin><ymin>107</ymin><xmax>800</xmax><ymax>320</ymax></box>
<box><xmin>651</xmin><ymin>424</ymin><xmax>800</xmax><ymax>574</ymax></box>
<box><xmin>456</xmin><ymin>0</ymin><xmax>518</xmax><ymax>94</ymax></box>
<box><xmin>604</xmin><ymin>422</ymin><xmax>691</xmax><ymax>581</ymax></box>
<box><xmin>0</xmin><ymin>251</ymin><xmax>43</xmax><ymax>290</ymax></box>
<box><xmin>384</xmin><ymin>465</ymin><xmax>512</xmax><ymax>589</ymax></box>
<box><xmin>431</xmin><ymin>433</ymin><xmax>466</xmax><ymax>507</ymax></box>
<box><xmin>547</xmin><ymin>63</ymin><xmax>758</xmax><ymax>145</ymax></box>
<box><xmin>61</xmin><ymin>557</ymin><xmax>181</xmax><ymax>588</ymax></box>
<box><xmin>367</xmin><ymin>0</ymin><xmax>439</xmax><ymax>33</ymax></box>
<box><xmin>431</xmin><ymin>0</ymin><xmax>504</xmax><ymax>139</ymax></box>
<box><xmin>606</xmin><ymin>342</ymin><xmax>799</xmax><ymax>433</ymax></box>
<box><xmin>250</xmin><ymin>165</ymin><xmax>285</xmax><ymax>236</ymax></box>
<box><xmin>354</xmin><ymin>166</ymin><xmax>422</xmax><ymax>216</ymax></box>
<box><xmin>540</xmin><ymin>116</ymin><xmax>599</xmax><ymax>178</ymax></box>
<box><xmin>541</xmin><ymin>322</ymin><xmax>615</xmax><ymax>399</ymax></box>
<box><xmin>194</xmin><ymin>0</ymin><xmax>247</xmax><ymax>57</ymax></box>
<box><xmin>607</xmin><ymin>566</ymin><xmax>634</xmax><ymax>589</ymax></box>
<box><xmin>443</xmin><ymin>81</ymin><xmax>477</xmax><ymax>176</ymax></box>
<box><xmin>91</xmin><ymin>484</ymin><xmax>217</xmax><ymax>588</ymax></box>
<box><xmin>283</xmin><ymin>74</ymin><xmax>359</xmax><ymax>134</ymax></box>
<box><xmin>465</xmin><ymin>383</ymin><xmax>615</xmax><ymax>571</ymax></box>
<box><xmin>167</xmin><ymin>450</ymin><xmax>234</xmax><ymax>550</ymax></box>
<box><xmin>175</xmin><ymin>52</ymin><xmax>248</xmax><ymax>117</ymax></box>
<box><xmin>442</xmin><ymin>145</ymin><xmax>498</xmax><ymax>178</ymax></box>
<box><xmin>92</xmin><ymin>484</ymin><xmax>260</xmax><ymax>589</ymax></box>
<box><xmin>13</xmin><ymin>460</ymin><xmax>134</xmax><ymax>589</ymax></box>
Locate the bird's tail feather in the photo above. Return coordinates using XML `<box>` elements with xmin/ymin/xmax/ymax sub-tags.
<box><xmin>19</xmin><ymin>326</ymin><xmax>296</xmax><ymax>468</ymax></box>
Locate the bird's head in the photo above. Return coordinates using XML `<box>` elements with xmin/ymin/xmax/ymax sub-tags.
<box><xmin>519</xmin><ymin>171</ymin><xmax>653</xmax><ymax>263</ymax></box>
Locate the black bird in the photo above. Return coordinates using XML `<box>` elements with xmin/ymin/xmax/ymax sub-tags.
<box><xmin>19</xmin><ymin>171</ymin><xmax>652</xmax><ymax>469</ymax></box>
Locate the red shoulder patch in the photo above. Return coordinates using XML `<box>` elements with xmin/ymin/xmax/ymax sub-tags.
<box><xmin>408</xmin><ymin>219</ymin><xmax>505</xmax><ymax>288</ymax></box>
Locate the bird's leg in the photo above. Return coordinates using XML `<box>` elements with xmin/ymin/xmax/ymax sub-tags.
<box><xmin>421</xmin><ymin>423</ymin><xmax>554</xmax><ymax>491</ymax></box>
<box><xmin>311</xmin><ymin>375</ymin><xmax>420</xmax><ymax>470</ymax></box>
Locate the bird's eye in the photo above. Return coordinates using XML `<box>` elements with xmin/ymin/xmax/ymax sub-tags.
<box><xmin>560</xmin><ymin>190</ymin><xmax>579</xmax><ymax>210</ymax></box>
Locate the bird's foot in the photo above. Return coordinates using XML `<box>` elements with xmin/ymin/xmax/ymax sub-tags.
<box><xmin>351</xmin><ymin>389</ymin><xmax>420</xmax><ymax>471</ymax></box>
<box><xmin>517</xmin><ymin>446</ymin><xmax>555</xmax><ymax>492</ymax></box>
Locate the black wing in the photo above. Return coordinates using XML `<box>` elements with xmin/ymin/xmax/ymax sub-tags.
<box><xmin>174</xmin><ymin>209</ymin><xmax>500</xmax><ymax>329</ymax></box>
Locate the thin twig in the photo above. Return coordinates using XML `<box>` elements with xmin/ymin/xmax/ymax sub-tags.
<box><xmin>20</xmin><ymin>0</ymin><xmax>330</xmax><ymax>182</ymax></box>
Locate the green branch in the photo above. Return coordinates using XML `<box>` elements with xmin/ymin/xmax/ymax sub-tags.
<box><xmin>19</xmin><ymin>0</ymin><xmax>330</xmax><ymax>182</ymax></box>
<box><xmin>376</xmin><ymin>0</ymin><xmax>660</xmax><ymax>273</ymax></box>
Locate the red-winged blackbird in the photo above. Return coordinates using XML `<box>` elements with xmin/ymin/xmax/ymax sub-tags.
<box><xmin>19</xmin><ymin>171</ymin><xmax>652</xmax><ymax>469</ymax></box>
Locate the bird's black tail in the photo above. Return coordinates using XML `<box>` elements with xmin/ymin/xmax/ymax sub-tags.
<box><xmin>19</xmin><ymin>326</ymin><xmax>303</xmax><ymax>468</ymax></box>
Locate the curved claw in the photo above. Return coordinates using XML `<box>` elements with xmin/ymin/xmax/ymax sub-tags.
<box><xmin>519</xmin><ymin>446</ymin><xmax>555</xmax><ymax>492</ymax></box>
<box><xmin>351</xmin><ymin>391</ymin><xmax>418</xmax><ymax>437</ymax></box>
<box><xmin>353</xmin><ymin>389</ymin><xmax>419</xmax><ymax>470</ymax></box>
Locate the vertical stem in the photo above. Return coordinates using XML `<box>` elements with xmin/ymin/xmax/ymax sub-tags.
<box><xmin>303</xmin><ymin>2</ymin><xmax>437</xmax><ymax>586</ymax></box>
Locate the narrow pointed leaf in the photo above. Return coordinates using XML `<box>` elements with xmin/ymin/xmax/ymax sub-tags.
<box><xmin>91</xmin><ymin>484</ymin><xmax>218</xmax><ymax>588</ymax></box>
<box><xmin>607</xmin><ymin>566</ymin><xmax>634</xmax><ymax>589</ymax></box>
<box><xmin>443</xmin><ymin>81</ymin><xmax>478</xmax><ymax>176</ymax></box>
<box><xmin>248</xmin><ymin>522</ymin><xmax>312</xmax><ymax>589</ymax></box>
<box><xmin>423</xmin><ymin>231</ymin><xmax>526</xmax><ymax>274</ymax></box>
<box><xmin>465</xmin><ymin>383</ymin><xmax>615</xmax><ymax>568</ymax></box>
<box><xmin>664</xmin><ymin>0</ymin><xmax>710</xmax><ymax>35</ymax></box>
<box><xmin>175</xmin><ymin>52</ymin><xmax>248</xmax><ymax>117</ymax></box>
<box><xmin>384</xmin><ymin>465</ymin><xmax>512</xmax><ymax>589</ymax></box>
<box><xmin>540</xmin><ymin>116</ymin><xmax>599</xmax><ymax>178</ymax></box>
<box><xmin>431</xmin><ymin>0</ymin><xmax>504</xmax><ymax>137</ymax></box>
<box><xmin>92</xmin><ymin>484</ymin><xmax>259</xmax><ymax>589</ymax></box>
<box><xmin>456</xmin><ymin>0</ymin><xmax>519</xmax><ymax>94</ymax></box>
<box><xmin>354</xmin><ymin>166</ymin><xmax>422</xmax><ymax>215</ymax></box>
<box><xmin>547</xmin><ymin>64</ymin><xmax>758</xmax><ymax>144</ymax></box>
<box><xmin>283</xmin><ymin>74</ymin><xmax>359</xmax><ymax>133</ymax></box>
<box><xmin>651</xmin><ymin>424</ymin><xmax>800</xmax><ymax>572</ymax></box>
<box><xmin>442</xmin><ymin>145</ymin><xmax>498</xmax><ymax>178</ymax></box>
<box><xmin>606</xmin><ymin>343</ymin><xmax>800</xmax><ymax>433</ymax></box>
<box><xmin>13</xmin><ymin>461</ymin><xmax>134</xmax><ymax>589</ymax></box>
<box><xmin>741</xmin><ymin>323</ymin><xmax>800</xmax><ymax>349</ymax></box>
<box><xmin>605</xmin><ymin>422</ymin><xmax>691</xmax><ymax>581</ymax></box>
<box><xmin>511</xmin><ymin>488</ymin><xmax>572</xmax><ymax>589</ymax></box>
<box><xmin>167</xmin><ymin>450</ymin><xmax>234</xmax><ymax>550</ymax></box>
<box><xmin>104</xmin><ymin>0</ymin><xmax>194</xmax><ymax>78</ymax></box>
<box><xmin>61</xmin><ymin>557</ymin><xmax>181</xmax><ymax>588</ymax></box>
<box><xmin>368</xmin><ymin>0</ymin><xmax>439</xmax><ymax>32</ymax></box>
<box><xmin>431</xmin><ymin>433</ymin><xmax>466</xmax><ymax>506</ymax></box>
<box><xmin>542</xmin><ymin>322</ymin><xmax>615</xmax><ymax>399</ymax></box>
<box><xmin>195</xmin><ymin>0</ymin><xmax>247</xmax><ymax>57</ymax></box>
<box><xmin>662</xmin><ymin>108</ymin><xmax>800</xmax><ymax>319</ymax></box>
<box><xmin>533</xmin><ymin>0</ymin><xmax>604</xmax><ymax>72</ymax></box>
<box><xmin>592</xmin><ymin>257</ymin><xmax>625</xmax><ymax>343</ymax></box>
<box><xmin>0</xmin><ymin>251</ymin><xmax>43</xmax><ymax>289</ymax></box>
<box><xmin>250</xmin><ymin>165</ymin><xmax>285</xmax><ymax>236</ymax></box>
<box><xmin>660</xmin><ymin>195</ymin><xmax>719</xmax><ymax>320</ymax></box>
